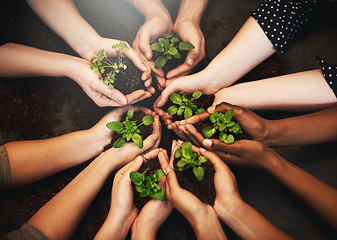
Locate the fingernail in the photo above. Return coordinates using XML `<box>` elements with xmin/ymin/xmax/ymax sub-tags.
<box><xmin>152</xmin><ymin>133</ymin><xmax>158</xmax><ymax>141</ymax></box>
<box><xmin>203</xmin><ymin>139</ymin><xmax>212</xmax><ymax>148</ymax></box>
<box><xmin>187</xmin><ymin>58</ymin><xmax>194</xmax><ymax>65</ymax></box>
<box><xmin>135</xmin><ymin>156</ymin><xmax>142</xmax><ymax>162</ymax></box>
<box><xmin>141</xmin><ymin>63</ymin><xmax>148</xmax><ymax>71</ymax></box>
<box><xmin>207</xmin><ymin>106</ymin><xmax>216</xmax><ymax>113</ymax></box>
<box><xmin>199</xmin><ymin>147</ymin><xmax>207</xmax><ymax>153</ymax></box>
<box><xmin>117</xmin><ymin>96</ymin><xmax>127</xmax><ymax>105</ymax></box>
<box><xmin>145</xmin><ymin>52</ymin><xmax>151</xmax><ymax>59</ymax></box>
<box><xmin>165</xmin><ymin>166</ymin><xmax>171</xmax><ymax>175</ymax></box>
<box><xmin>157</xmin><ymin>100</ymin><xmax>162</xmax><ymax>107</ymax></box>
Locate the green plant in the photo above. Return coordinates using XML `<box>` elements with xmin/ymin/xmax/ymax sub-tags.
<box><xmin>202</xmin><ymin>109</ymin><xmax>242</xmax><ymax>144</ymax></box>
<box><xmin>150</xmin><ymin>34</ymin><xmax>195</xmax><ymax>69</ymax></box>
<box><xmin>174</xmin><ymin>142</ymin><xmax>207</xmax><ymax>181</ymax></box>
<box><xmin>130</xmin><ymin>168</ymin><xmax>166</xmax><ymax>201</ymax></box>
<box><xmin>90</xmin><ymin>41</ymin><xmax>130</xmax><ymax>90</ymax></box>
<box><xmin>106</xmin><ymin>109</ymin><xmax>154</xmax><ymax>148</ymax></box>
<box><xmin>167</xmin><ymin>91</ymin><xmax>205</xmax><ymax>119</ymax></box>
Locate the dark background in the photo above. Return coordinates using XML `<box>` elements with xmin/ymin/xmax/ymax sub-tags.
<box><xmin>0</xmin><ymin>0</ymin><xmax>336</xmax><ymax>239</ymax></box>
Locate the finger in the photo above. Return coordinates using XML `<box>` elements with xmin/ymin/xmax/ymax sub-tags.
<box><xmin>177</xmin><ymin>124</ymin><xmax>199</xmax><ymax>147</ymax></box>
<box><xmin>127</xmin><ymin>91</ymin><xmax>152</xmax><ymax>105</ymax></box>
<box><xmin>114</xmin><ymin>156</ymin><xmax>144</xmax><ymax>184</ymax></box>
<box><xmin>156</xmin><ymin>83</ymin><xmax>181</xmax><ymax>108</ymax></box>
<box><xmin>93</xmin><ymin>83</ymin><xmax>128</xmax><ymax>106</ymax></box>
<box><xmin>138</xmin><ymin>31</ymin><xmax>153</xmax><ymax>60</ymax></box>
<box><xmin>158</xmin><ymin>149</ymin><xmax>170</xmax><ymax>173</ymax></box>
<box><xmin>169</xmin><ymin>140</ymin><xmax>180</xmax><ymax>169</ymax></box>
<box><xmin>153</xmin><ymin>97</ymin><xmax>167</xmax><ymax>117</ymax></box>
<box><xmin>166</xmin><ymin>63</ymin><xmax>192</xmax><ymax>80</ymax></box>
<box><xmin>125</xmin><ymin>90</ymin><xmax>149</xmax><ymax>105</ymax></box>
<box><xmin>125</xmin><ymin>48</ymin><xmax>149</xmax><ymax>73</ymax></box>
<box><xmin>184</xmin><ymin>124</ymin><xmax>205</xmax><ymax>147</ymax></box>
<box><xmin>142</xmin><ymin>116</ymin><xmax>161</xmax><ymax>150</ymax></box>
<box><xmin>181</xmin><ymin>111</ymin><xmax>210</xmax><ymax>125</ymax></box>
<box><xmin>202</xmin><ymin>138</ymin><xmax>242</xmax><ymax>156</ymax></box>
<box><xmin>142</xmin><ymin>148</ymin><xmax>160</xmax><ymax>161</ymax></box>
<box><xmin>198</xmin><ymin>148</ymin><xmax>228</xmax><ymax>173</ymax></box>
<box><xmin>208</xmin><ymin>102</ymin><xmax>241</xmax><ymax>115</ymax></box>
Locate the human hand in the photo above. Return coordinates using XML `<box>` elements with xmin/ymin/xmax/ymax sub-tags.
<box><xmin>165</xmin><ymin>19</ymin><xmax>205</xmax><ymax>80</ymax></box>
<box><xmin>131</xmin><ymin>149</ymin><xmax>173</xmax><ymax>240</ymax></box>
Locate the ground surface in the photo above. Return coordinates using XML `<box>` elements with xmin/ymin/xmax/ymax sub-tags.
<box><xmin>0</xmin><ymin>0</ymin><xmax>337</xmax><ymax>239</ymax></box>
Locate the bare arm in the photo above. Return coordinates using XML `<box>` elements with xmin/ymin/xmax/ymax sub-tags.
<box><xmin>213</xmin><ymin>69</ymin><xmax>337</xmax><ymax>112</ymax></box>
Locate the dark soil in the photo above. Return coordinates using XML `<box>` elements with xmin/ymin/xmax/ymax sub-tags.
<box><xmin>162</xmin><ymin>93</ymin><xmax>215</xmax><ymax>122</ymax></box>
<box><xmin>152</xmin><ymin>32</ymin><xmax>188</xmax><ymax>75</ymax></box>
<box><xmin>101</xmin><ymin>58</ymin><xmax>147</xmax><ymax>95</ymax></box>
<box><xmin>103</xmin><ymin>110</ymin><xmax>153</xmax><ymax>151</ymax></box>
<box><xmin>132</xmin><ymin>156</ymin><xmax>163</xmax><ymax>210</ymax></box>
<box><xmin>173</xmin><ymin>155</ymin><xmax>216</xmax><ymax>206</ymax></box>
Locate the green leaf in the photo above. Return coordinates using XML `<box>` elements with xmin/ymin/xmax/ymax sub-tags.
<box><xmin>154</xmin><ymin>56</ymin><xmax>167</xmax><ymax>69</ymax></box>
<box><xmin>142</xmin><ymin>114</ymin><xmax>154</xmax><ymax>126</ymax></box>
<box><xmin>174</xmin><ymin>148</ymin><xmax>182</xmax><ymax>158</ymax></box>
<box><xmin>192</xmin><ymin>91</ymin><xmax>203</xmax><ymax>99</ymax></box>
<box><xmin>140</xmin><ymin>189</ymin><xmax>149</xmax><ymax>197</ymax></box>
<box><xmin>193</xmin><ymin>166</ymin><xmax>204</xmax><ymax>180</ymax></box>
<box><xmin>195</xmin><ymin>108</ymin><xmax>205</xmax><ymax>115</ymax></box>
<box><xmin>171</xmin><ymin>37</ymin><xmax>179</xmax><ymax>43</ymax></box>
<box><xmin>224</xmin><ymin>109</ymin><xmax>234</xmax><ymax>122</ymax></box>
<box><xmin>202</xmin><ymin>126</ymin><xmax>216</xmax><ymax>138</ymax></box>
<box><xmin>181</xmin><ymin>142</ymin><xmax>193</xmax><ymax>158</ymax></box>
<box><xmin>224</xmin><ymin>134</ymin><xmax>235</xmax><ymax>144</ymax></box>
<box><xmin>209</xmin><ymin>112</ymin><xmax>218</xmax><ymax>123</ymax></box>
<box><xmin>127</xmin><ymin>109</ymin><xmax>134</xmax><ymax>119</ymax></box>
<box><xmin>170</xmin><ymin>93</ymin><xmax>182</xmax><ymax>104</ymax></box>
<box><xmin>177</xmin><ymin>159</ymin><xmax>187</xmax><ymax>169</ymax></box>
<box><xmin>173</xmin><ymin>52</ymin><xmax>181</xmax><ymax>59</ymax></box>
<box><xmin>130</xmin><ymin>171</ymin><xmax>145</xmax><ymax>185</ymax></box>
<box><xmin>184</xmin><ymin>107</ymin><xmax>193</xmax><ymax>119</ymax></box>
<box><xmin>168</xmin><ymin>47</ymin><xmax>178</xmax><ymax>56</ymax></box>
<box><xmin>132</xmin><ymin>133</ymin><xmax>143</xmax><ymax>148</ymax></box>
<box><xmin>179</xmin><ymin>42</ymin><xmax>195</xmax><ymax>51</ymax></box>
<box><xmin>106</xmin><ymin>121</ymin><xmax>123</xmax><ymax>133</ymax></box>
<box><xmin>219</xmin><ymin>132</ymin><xmax>227</xmax><ymax>142</ymax></box>
<box><xmin>167</xmin><ymin>105</ymin><xmax>178</xmax><ymax>115</ymax></box>
<box><xmin>113</xmin><ymin>137</ymin><xmax>125</xmax><ymax>148</ymax></box>
<box><xmin>164</xmin><ymin>33</ymin><xmax>172</xmax><ymax>39</ymax></box>
<box><xmin>177</xmin><ymin>108</ymin><xmax>184</xmax><ymax>116</ymax></box>
<box><xmin>154</xmin><ymin>169</ymin><xmax>166</xmax><ymax>181</ymax></box>
<box><xmin>198</xmin><ymin>156</ymin><xmax>207</xmax><ymax>164</ymax></box>
<box><xmin>150</xmin><ymin>42</ymin><xmax>164</xmax><ymax>52</ymax></box>
<box><xmin>135</xmin><ymin>184</ymin><xmax>145</xmax><ymax>193</ymax></box>
<box><xmin>150</xmin><ymin>189</ymin><xmax>166</xmax><ymax>201</ymax></box>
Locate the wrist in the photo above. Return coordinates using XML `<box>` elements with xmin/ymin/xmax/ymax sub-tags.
<box><xmin>131</xmin><ymin>218</ymin><xmax>157</xmax><ymax>240</ymax></box>
<box><xmin>265</xmin><ymin>119</ymin><xmax>287</xmax><ymax>146</ymax></box>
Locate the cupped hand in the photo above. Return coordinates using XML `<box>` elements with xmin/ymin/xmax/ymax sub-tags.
<box><xmin>131</xmin><ymin>149</ymin><xmax>173</xmax><ymax>239</ymax></box>
<box><xmin>132</xmin><ymin>16</ymin><xmax>173</xmax><ymax>90</ymax></box>
<box><xmin>165</xmin><ymin>19</ymin><xmax>205</xmax><ymax>80</ymax></box>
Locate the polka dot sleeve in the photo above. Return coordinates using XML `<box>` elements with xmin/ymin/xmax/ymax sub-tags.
<box><xmin>318</xmin><ymin>57</ymin><xmax>337</xmax><ymax>97</ymax></box>
<box><xmin>252</xmin><ymin>0</ymin><xmax>322</xmax><ymax>54</ymax></box>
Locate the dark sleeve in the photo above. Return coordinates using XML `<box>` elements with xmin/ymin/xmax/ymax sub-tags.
<box><xmin>0</xmin><ymin>223</ymin><xmax>48</xmax><ymax>240</ymax></box>
<box><xmin>317</xmin><ymin>57</ymin><xmax>337</xmax><ymax>97</ymax></box>
<box><xmin>251</xmin><ymin>0</ymin><xmax>323</xmax><ymax>54</ymax></box>
<box><xmin>0</xmin><ymin>145</ymin><xmax>11</xmax><ymax>190</ymax></box>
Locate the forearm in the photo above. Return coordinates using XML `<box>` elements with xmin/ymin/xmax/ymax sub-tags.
<box><xmin>266</xmin><ymin>154</ymin><xmax>337</xmax><ymax>230</ymax></box>
<box><xmin>131</xmin><ymin>221</ymin><xmax>157</xmax><ymax>240</ymax></box>
<box><xmin>0</xmin><ymin>43</ymin><xmax>84</xmax><ymax>78</ymax></box>
<box><xmin>5</xmin><ymin>129</ymin><xmax>105</xmax><ymax>188</ymax></box>
<box><xmin>266</xmin><ymin>105</ymin><xmax>337</xmax><ymax>146</ymax></box>
<box><xmin>27</xmin><ymin>0</ymin><xmax>100</xmax><ymax>59</ymax></box>
<box><xmin>217</xmin><ymin>197</ymin><xmax>292</xmax><ymax>240</ymax></box>
<box><xmin>27</xmin><ymin>153</ymin><xmax>116</xmax><ymax>240</ymax></box>
<box><xmin>204</xmin><ymin>17</ymin><xmax>276</xmax><ymax>90</ymax></box>
<box><xmin>95</xmin><ymin>213</ymin><xmax>133</xmax><ymax>240</ymax></box>
<box><xmin>213</xmin><ymin>69</ymin><xmax>337</xmax><ymax>112</ymax></box>
<box><xmin>125</xmin><ymin>0</ymin><xmax>171</xmax><ymax>21</ymax></box>
<box><xmin>175</xmin><ymin>0</ymin><xmax>208</xmax><ymax>24</ymax></box>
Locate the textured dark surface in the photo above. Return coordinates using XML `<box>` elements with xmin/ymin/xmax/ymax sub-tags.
<box><xmin>1</xmin><ymin>0</ymin><xmax>337</xmax><ymax>239</ymax></box>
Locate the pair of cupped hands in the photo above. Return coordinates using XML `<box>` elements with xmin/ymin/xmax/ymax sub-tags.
<box><xmin>89</xmin><ymin>100</ymin><xmax>278</xmax><ymax>235</ymax></box>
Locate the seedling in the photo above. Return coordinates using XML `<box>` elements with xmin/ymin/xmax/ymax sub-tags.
<box><xmin>130</xmin><ymin>168</ymin><xmax>166</xmax><ymax>201</ymax></box>
<box><xmin>150</xmin><ymin>34</ymin><xmax>194</xmax><ymax>69</ymax></box>
<box><xmin>174</xmin><ymin>142</ymin><xmax>207</xmax><ymax>181</ymax></box>
<box><xmin>106</xmin><ymin>109</ymin><xmax>154</xmax><ymax>148</ymax></box>
<box><xmin>167</xmin><ymin>91</ymin><xmax>205</xmax><ymax>119</ymax></box>
<box><xmin>90</xmin><ymin>41</ymin><xmax>130</xmax><ymax>90</ymax></box>
<box><xmin>202</xmin><ymin>109</ymin><xmax>242</xmax><ymax>144</ymax></box>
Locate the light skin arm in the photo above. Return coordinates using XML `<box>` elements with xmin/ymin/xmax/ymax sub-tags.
<box><xmin>4</xmin><ymin>106</ymin><xmax>159</xmax><ymax>188</ymax></box>
<box><xmin>201</xmin><ymin>139</ymin><xmax>337</xmax><ymax>231</ymax></box>
<box><xmin>157</xmin><ymin>16</ymin><xmax>276</xmax><ymax>107</ymax></box>
<box><xmin>166</xmin><ymin>0</ymin><xmax>208</xmax><ymax>80</ymax></box>
<box><xmin>213</xmin><ymin>69</ymin><xmax>337</xmax><ymax>112</ymax></box>
<box><xmin>0</xmin><ymin>43</ymin><xmax>151</xmax><ymax>106</ymax></box>
<box><xmin>27</xmin><ymin>127</ymin><xmax>161</xmax><ymax>240</ymax></box>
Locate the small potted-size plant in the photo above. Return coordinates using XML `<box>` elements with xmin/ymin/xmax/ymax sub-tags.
<box><xmin>104</xmin><ymin>109</ymin><xmax>154</xmax><ymax>149</ymax></box>
<box><xmin>130</xmin><ymin>157</ymin><xmax>166</xmax><ymax>210</ymax></box>
<box><xmin>202</xmin><ymin>109</ymin><xmax>242</xmax><ymax>144</ymax></box>
<box><xmin>90</xmin><ymin>41</ymin><xmax>147</xmax><ymax>95</ymax></box>
<box><xmin>150</xmin><ymin>33</ymin><xmax>194</xmax><ymax>74</ymax></box>
<box><xmin>173</xmin><ymin>141</ymin><xmax>216</xmax><ymax>205</ymax></box>
<box><xmin>160</xmin><ymin>91</ymin><xmax>215</xmax><ymax>123</ymax></box>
